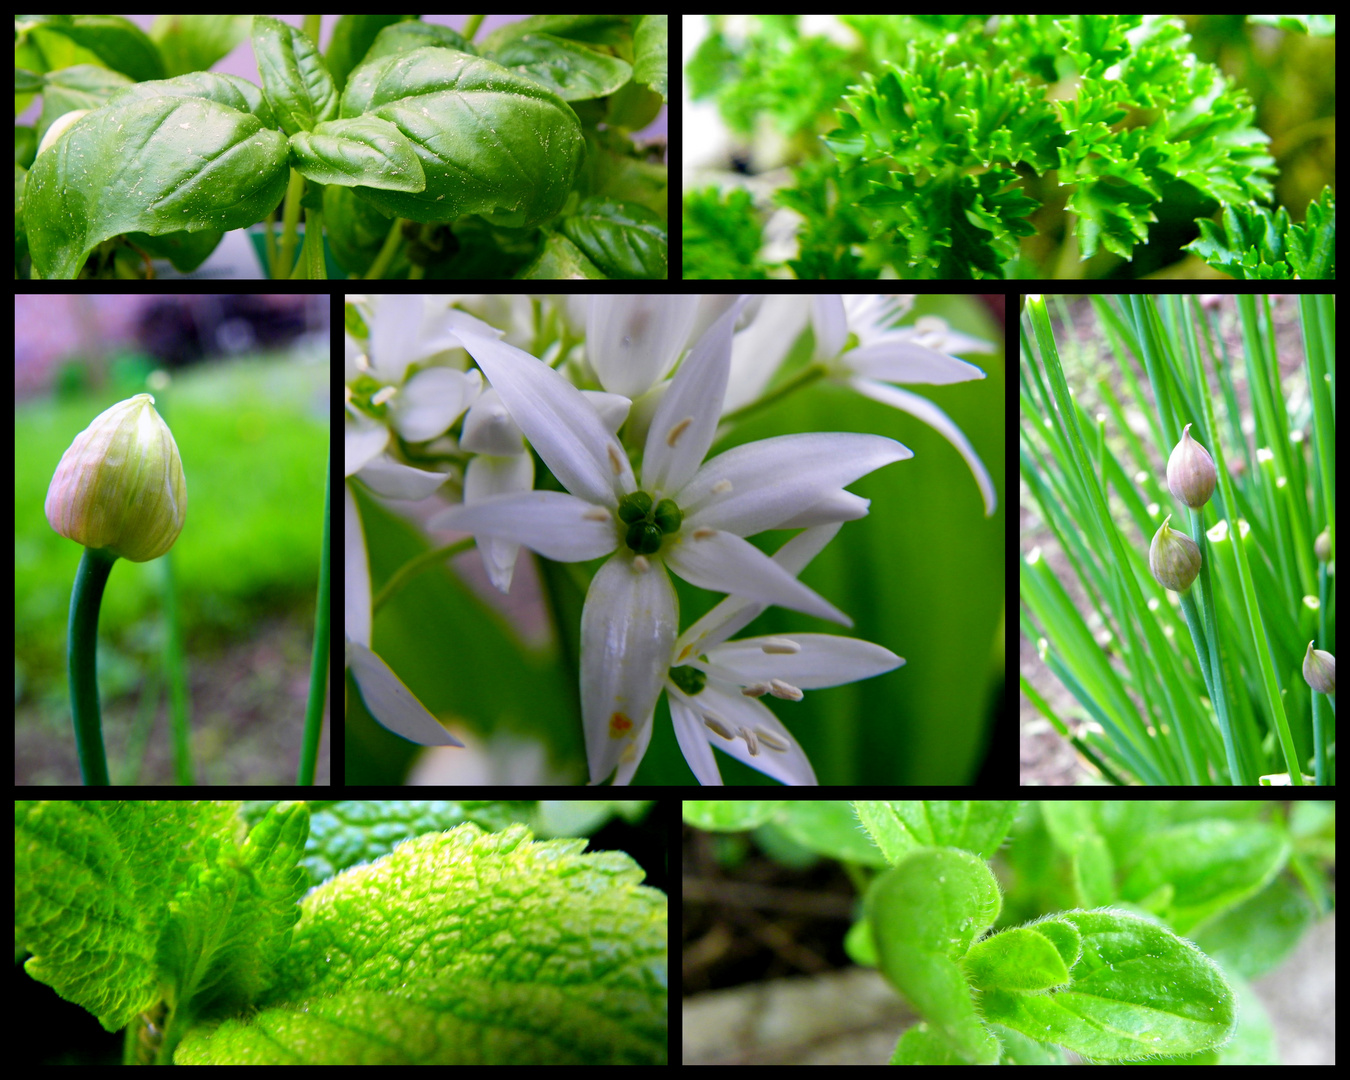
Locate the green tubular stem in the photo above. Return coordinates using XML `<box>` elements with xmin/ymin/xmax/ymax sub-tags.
<box><xmin>67</xmin><ymin>546</ymin><xmax>118</xmax><ymax>785</ymax></box>
<box><xmin>297</xmin><ymin>446</ymin><xmax>332</xmax><ymax>786</ymax></box>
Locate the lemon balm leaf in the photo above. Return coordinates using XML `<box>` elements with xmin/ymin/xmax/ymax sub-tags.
<box><xmin>174</xmin><ymin>823</ymin><xmax>667</xmax><ymax>1065</ymax></box>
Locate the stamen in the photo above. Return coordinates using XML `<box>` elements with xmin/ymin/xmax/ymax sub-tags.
<box><xmin>666</xmin><ymin>416</ymin><xmax>694</xmax><ymax>447</ymax></box>
<box><xmin>692</xmin><ymin>527</ymin><xmax>716</xmax><ymax>540</ymax></box>
<box><xmin>769</xmin><ymin>678</ymin><xmax>804</xmax><ymax>701</ymax></box>
<box><xmin>703</xmin><ymin>714</ymin><xmax>734</xmax><ymax>740</ymax></box>
<box><xmin>711</xmin><ymin>479</ymin><xmax>733</xmax><ymax>496</ymax></box>
<box><xmin>760</xmin><ymin>637</ymin><xmax>801</xmax><ymax>654</ymax></box>
<box><xmin>607</xmin><ymin>443</ymin><xmax>624</xmax><ymax>475</ymax></box>
<box><xmin>738</xmin><ymin>727</ymin><xmax>760</xmax><ymax>756</ymax></box>
<box><xmin>756</xmin><ymin>729</ymin><xmax>790</xmax><ymax>752</ymax></box>
<box><xmin>371</xmin><ymin>385</ymin><xmax>397</xmax><ymax>406</ymax></box>
<box><xmin>609</xmin><ymin>713</ymin><xmax>633</xmax><ymax>738</ymax></box>
<box><xmin>632</xmin><ymin>555</ymin><xmax>651</xmax><ymax>573</ymax></box>
<box><xmin>741</xmin><ymin>683</ymin><xmax>770</xmax><ymax>698</ymax></box>
<box><xmin>583</xmin><ymin>507</ymin><xmax>610</xmax><ymax>522</ymax></box>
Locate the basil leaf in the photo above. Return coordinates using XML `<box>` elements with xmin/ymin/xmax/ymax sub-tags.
<box><xmin>633</xmin><ymin>15</ymin><xmax>668</xmax><ymax>102</ymax></box>
<box><xmin>488</xmin><ymin>32</ymin><xmax>632</xmax><ymax>101</ymax></box>
<box><xmin>978</xmin><ymin>909</ymin><xmax>1237</xmax><ymax>1061</ymax></box>
<box><xmin>252</xmin><ymin>15</ymin><xmax>337</xmax><ymax>136</ymax></box>
<box><xmin>26</xmin><ymin>94</ymin><xmax>288</xmax><ymax>279</ymax></box>
<box><xmin>559</xmin><ymin>198</ymin><xmax>667</xmax><ymax>279</ymax></box>
<box><xmin>289</xmin><ymin>116</ymin><xmax>426</xmax><ymax>192</ymax></box>
<box><xmin>342</xmin><ymin>46</ymin><xmax>583</xmax><ymax>228</ymax></box>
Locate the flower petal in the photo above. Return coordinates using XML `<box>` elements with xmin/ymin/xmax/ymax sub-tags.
<box><xmin>669</xmin><ymin>682</ymin><xmax>818</xmax><ymax>785</ymax></box>
<box><xmin>665</xmin><ymin>528</ymin><xmax>851</xmax><ymax>626</ymax></box>
<box><xmin>702</xmin><ymin>632</ymin><xmax>904</xmax><ymax>688</ymax></box>
<box><xmin>449</xmin><ymin>319</ymin><xmax>634</xmax><ymax>505</ymax></box>
<box><xmin>581</xmin><ymin>553</ymin><xmax>678</xmax><ymax>784</ymax></box>
<box><xmin>428</xmin><ymin>490</ymin><xmax>617</xmax><ymax>562</ymax></box>
<box><xmin>678</xmin><ymin>432</ymin><xmax>911</xmax><ymax>536</ymax></box>
<box><xmin>850</xmin><ymin>376</ymin><xmax>998</xmax><ymax>516</ymax></box>
<box><xmin>642</xmin><ymin>297</ymin><xmax>747</xmax><ymax>495</ymax></box>
<box><xmin>346</xmin><ymin>640</ymin><xmax>464</xmax><ymax>746</ymax></box>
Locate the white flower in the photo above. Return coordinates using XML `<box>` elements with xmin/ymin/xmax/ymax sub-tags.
<box><xmin>814</xmin><ymin>295</ymin><xmax>998</xmax><ymax>516</ymax></box>
<box><xmin>668</xmin><ymin>524</ymin><xmax>904</xmax><ymax>785</ymax></box>
<box><xmin>344</xmin><ymin>482</ymin><xmax>463</xmax><ymax>747</ymax></box>
<box><xmin>430</xmin><ymin>301</ymin><xmax>910</xmax><ymax>783</ymax></box>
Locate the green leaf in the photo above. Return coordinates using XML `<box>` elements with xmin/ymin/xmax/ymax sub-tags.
<box><xmin>14</xmin><ymin>801</ymin><xmax>308</xmax><ymax>1036</ymax></box>
<box><xmin>978</xmin><ymin>908</ymin><xmax>1237</xmax><ymax>1061</ymax></box>
<box><xmin>559</xmin><ymin>198</ymin><xmax>668</xmax><ymax>279</ymax></box>
<box><xmin>25</xmin><ymin>81</ymin><xmax>288</xmax><ymax>279</ymax></box>
<box><xmin>868</xmin><ymin>848</ymin><xmax>1002</xmax><ymax>1064</ymax></box>
<box><xmin>289</xmin><ymin>116</ymin><xmax>426</xmax><ymax>192</ymax></box>
<box><xmin>963</xmin><ymin>923</ymin><xmax>1075</xmax><ymax>992</ymax></box>
<box><xmin>682</xmin><ymin>800</ymin><xmax>786</xmax><ymax>830</ymax></box>
<box><xmin>251</xmin><ymin>15</ymin><xmax>338</xmax><ymax>136</ymax></box>
<box><xmin>633</xmin><ymin>15</ymin><xmax>668</xmax><ymax>102</ymax></box>
<box><xmin>854</xmin><ymin>801</ymin><xmax>1019</xmax><ymax>863</ymax></box>
<box><xmin>342</xmin><ymin>46</ymin><xmax>583</xmax><ymax>228</ymax></box>
<box><xmin>174</xmin><ymin>824</ymin><xmax>667</xmax><ymax>1065</ymax></box>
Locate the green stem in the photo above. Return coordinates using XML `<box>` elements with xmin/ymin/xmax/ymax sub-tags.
<box><xmin>67</xmin><ymin>546</ymin><xmax>118</xmax><ymax>785</ymax></box>
<box><xmin>297</xmin><ymin>445</ymin><xmax>332</xmax><ymax>785</ymax></box>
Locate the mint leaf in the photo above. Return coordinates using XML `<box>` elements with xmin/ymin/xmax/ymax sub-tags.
<box><xmin>174</xmin><ymin>823</ymin><xmax>667</xmax><ymax>1065</ymax></box>
<box><xmin>978</xmin><ymin>908</ymin><xmax>1237</xmax><ymax>1061</ymax></box>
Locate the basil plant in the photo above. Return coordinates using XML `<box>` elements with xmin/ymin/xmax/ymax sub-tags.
<box><xmin>17</xmin><ymin>14</ymin><xmax>669</xmax><ymax>280</ymax></box>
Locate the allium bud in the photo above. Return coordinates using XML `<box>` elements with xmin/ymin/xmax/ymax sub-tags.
<box><xmin>1302</xmin><ymin>641</ymin><xmax>1335</xmax><ymax>695</ymax></box>
<box><xmin>1149</xmin><ymin>514</ymin><xmax>1200</xmax><ymax>593</ymax></box>
<box><xmin>1166</xmin><ymin>423</ymin><xmax>1217</xmax><ymax>508</ymax></box>
<box><xmin>45</xmin><ymin>393</ymin><xmax>187</xmax><ymax>562</ymax></box>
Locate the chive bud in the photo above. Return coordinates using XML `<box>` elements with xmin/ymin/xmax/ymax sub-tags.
<box><xmin>1149</xmin><ymin>514</ymin><xmax>1200</xmax><ymax>593</ymax></box>
<box><xmin>45</xmin><ymin>393</ymin><xmax>187</xmax><ymax>563</ymax></box>
<box><xmin>1166</xmin><ymin>423</ymin><xmax>1217</xmax><ymax>509</ymax></box>
<box><xmin>1302</xmin><ymin>641</ymin><xmax>1335</xmax><ymax>695</ymax></box>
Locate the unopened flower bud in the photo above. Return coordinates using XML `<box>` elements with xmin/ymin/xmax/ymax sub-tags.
<box><xmin>1314</xmin><ymin>527</ymin><xmax>1331</xmax><ymax>563</ymax></box>
<box><xmin>1167</xmin><ymin>423</ymin><xmax>1217</xmax><ymax>508</ymax></box>
<box><xmin>1149</xmin><ymin>514</ymin><xmax>1200</xmax><ymax>593</ymax></box>
<box><xmin>1302</xmin><ymin>641</ymin><xmax>1335</xmax><ymax>695</ymax></box>
<box><xmin>45</xmin><ymin>393</ymin><xmax>187</xmax><ymax>562</ymax></box>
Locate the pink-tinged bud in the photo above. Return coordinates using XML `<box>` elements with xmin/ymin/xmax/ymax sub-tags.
<box><xmin>1149</xmin><ymin>514</ymin><xmax>1200</xmax><ymax>593</ymax></box>
<box><xmin>1302</xmin><ymin>641</ymin><xmax>1335</xmax><ymax>695</ymax></box>
<box><xmin>45</xmin><ymin>394</ymin><xmax>187</xmax><ymax>562</ymax></box>
<box><xmin>1166</xmin><ymin>423</ymin><xmax>1217</xmax><ymax>508</ymax></box>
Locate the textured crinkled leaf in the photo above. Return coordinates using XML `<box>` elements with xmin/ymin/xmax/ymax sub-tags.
<box><xmin>174</xmin><ymin>823</ymin><xmax>667</xmax><ymax>1065</ymax></box>
<box><xmin>868</xmin><ymin>849</ymin><xmax>1002</xmax><ymax>1064</ymax></box>
<box><xmin>25</xmin><ymin>92</ymin><xmax>289</xmax><ymax>279</ymax></box>
<box><xmin>15</xmin><ymin>801</ymin><xmax>242</xmax><ymax>1031</ymax></box>
<box><xmin>298</xmin><ymin>800</ymin><xmax>537</xmax><ymax>887</ymax></box>
<box><xmin>978</xmin><ymin>909</ymin><xmax>1237</xmax><ymax>1061</ymax></box>
<box><xmin>854</xmin><ymin>801</ymin><xmax>1019</xmax><ymax>863</ymax></box>
<box><xmin>341</xmin><ymin>46</ymin><xmax>583</xmax><ymax>227</ymax></box>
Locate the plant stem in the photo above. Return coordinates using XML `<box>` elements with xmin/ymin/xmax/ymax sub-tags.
<box><xmin>297</xmin><ymin>446</ymin><xmax>331</xmax><ymax>786</ymax></box>
<box><xmin>67</xmin><ymin>546</ymin><xmax>118</xmax><ymax>785</ymax></box>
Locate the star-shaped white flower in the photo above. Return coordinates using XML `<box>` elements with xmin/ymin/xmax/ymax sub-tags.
<box><xmin>430</xmin><ymin>301</ymin><xmax>910</xmax><ymax>783</ymax></box>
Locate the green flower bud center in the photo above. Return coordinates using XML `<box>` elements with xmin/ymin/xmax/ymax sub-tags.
<box><xmin>669</xmin><ymin>664</ymin><xmax>708</xmax><ymax>696</ymax></box>
<box><xmin>618</xmin><ymin>490</ymin><xmax>684</xmax><ymax>554</ymax></box>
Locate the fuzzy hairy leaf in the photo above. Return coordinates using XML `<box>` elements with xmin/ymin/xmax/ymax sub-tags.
<box><xmin>977</xmin><ymin>909</ymin><xmax>1237</xmax><ymax>1061</ymax></box>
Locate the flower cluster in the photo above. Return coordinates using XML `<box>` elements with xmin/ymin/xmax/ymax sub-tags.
<box><xmin>344</xmin><ymin>295</ymin><xmax>995</xmax><ymax>785</ymax></box>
